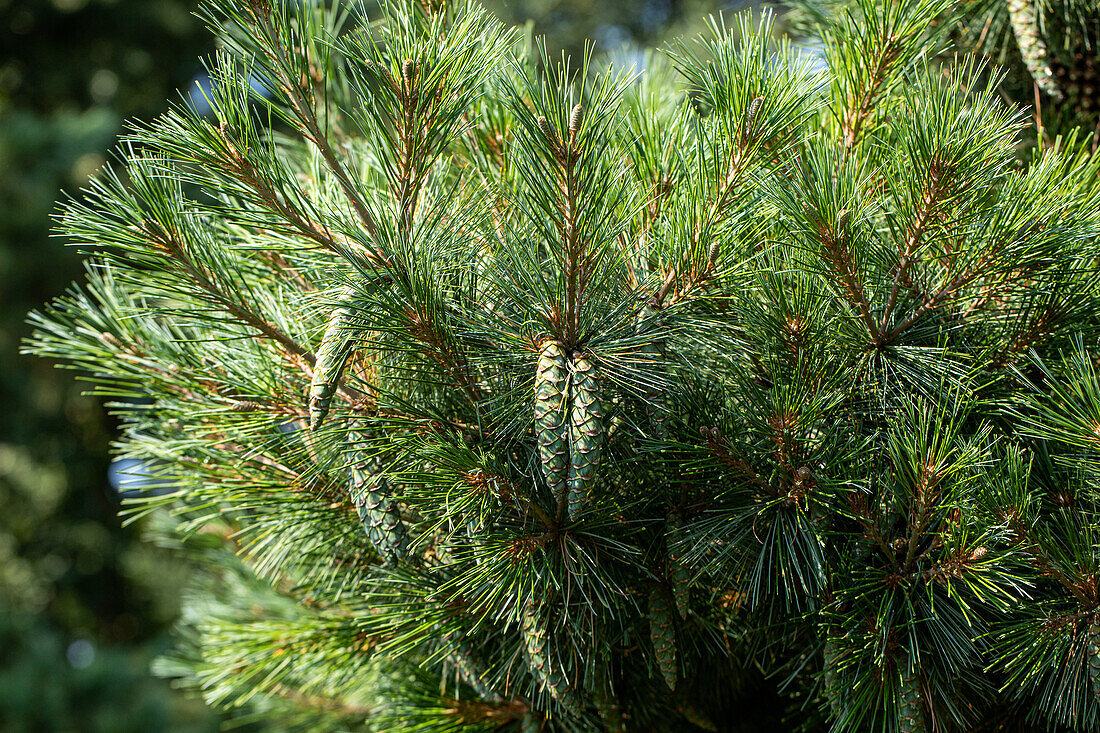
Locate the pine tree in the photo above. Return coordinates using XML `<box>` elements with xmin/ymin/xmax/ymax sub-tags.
<box><xmin>25</xmin><ymin>0</ymin><xmax>1100</xmax><ymax>730</ymax></box>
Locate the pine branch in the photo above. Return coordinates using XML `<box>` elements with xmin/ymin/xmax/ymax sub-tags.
<box><xmin>245</xmin><ymin>3</ymin><xmax>380</xmax><ymax>235</ymax></box>
<box><xmin>141</xmin><ymin>219</ymin><xmax>317</xmax><ymax>365</ymax></box>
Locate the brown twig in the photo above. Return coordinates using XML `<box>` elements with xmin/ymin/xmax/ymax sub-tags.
<box><xmin>143</xmin><ymin>221</ymin><xmax>316</xmax><ymax>365</ymax></box>
<box><xmin>878</xmin><ymin>159</ymin><xmax>951</xmax><ymax>338</ymax></box>
<box><xmin>251</xmin><ymin>10</ymin><xmax>379</xmax><ymax>236</ymax></box>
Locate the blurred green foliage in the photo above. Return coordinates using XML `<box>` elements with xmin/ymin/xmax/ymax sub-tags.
<box><xmin>483</xmin><ymin>0</ymin><xmax>738</xmax><ymax>58</ymax></box>
<box><xmin>0</xmin><ymin>0</ymin><xmax>219</xmax><ymax>728</ymax></box>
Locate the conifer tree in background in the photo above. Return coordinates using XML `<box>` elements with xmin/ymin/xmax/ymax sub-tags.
<box><xmin>25</xmin><ymin>0</ymin><xmax>1100</xmax><ymax>730</ymax></box>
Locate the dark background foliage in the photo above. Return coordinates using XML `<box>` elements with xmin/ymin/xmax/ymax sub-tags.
<box><xmin>2</xmin><ymin>0</ymin><xmax>222</xmax><ymax>729</ymax></box>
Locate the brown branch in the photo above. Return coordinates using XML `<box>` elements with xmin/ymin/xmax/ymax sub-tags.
<box><xmin>396</xmin><ymin>59</ymin><xmax>429</xmax><ymax>231</ymax></box>
<box><xmin>401</xmin><ymin>303</ymin><xmax>484</xmax><ymax>403</ymax></box>
<box><xmin>813</xmin><ymin>214</ymin><xmax>881</xmax><ymax>342</ymax></box>
<box><xmin>218</xmin><ymin>125</ymin><xmax>388</xmax><ymax>269</ymax></box>
<box><xmin>902</xmin><ymin>460</ymin><xmax>944</xmax><ymax>573</ymax></box>
<box><xmin>879</xmin><ymin>252</ymin><xmax>996</xmax><ymax>345</ymax></box>
<box><xmin>537</xmin><ymin>114</ymin><xmax>586</xmax><ymax>344</ymax></box>
<box><xmin>849</xmin><ymin>497</ymin><xmax>901</xmax><ymax>572</ymax></box>
<box><xmin>878</xmin><ymin>160</ymin><xmax>951</xmax><ymax>338</ymax></box>
<box><xmin>1007</xmin><ymin>512</ymin><xmax>1096</xmax><ymax>608</ymax></box>
<box><xmin>143</xmin><ymin>221</ymin><xmax>316</xmax><ymax>365</ymax></box>
<box><xmin>251</xmin><ymin>10</ymin><xmax>379</xmax><ymax>236</ymax></box>
<box><xmin>268</xmin><ymin>684</ymin><xmax>373</xmax><ymax>718</ymax></box>
<box><xmin>655</xmin><ymin>149</ymin><xmax>748</xmax><ymax>307</ymax></box>
<box><xmin>841</xmin><ymin>33</ymin><xmax>903</xmax><ymax>148</ymax></box>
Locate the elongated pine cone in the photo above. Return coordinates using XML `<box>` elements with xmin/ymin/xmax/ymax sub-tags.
<box><xmin>649</xmin><ymin>585</ymin><xmax>678</xmax><ymax>690</ymax></box>
<box><xmin>309</xmin><ymin>293</ymin><xmax>356</xmax><ymax>431</ymax></box>
<box><xmin>896</xmin><ymin>655</ymin><xmax>926</xmax><ymax>733</ymax></box>
<box><xmin>347</xmin><ymin>423</ymin><xmax>408</xmax><ymax>565</ymax></box>
<box><xmin>1006</xmin><ymin>0</ymin><xmax>1063</xmax><ymax>100</ymax></box>
<box><xmin>521</xmin><ymin>600</ymin><xmax>576</xmax><ymax>708</ymax></box>
<box><xmin>534</xmin><ymin>341</ymin><xmax>569</xmax><ymax>507</ymax></box>
<box><xmin>567</xmin><ymin>352</ymin><xmax>603</xmax><ymax>518</ymax></box>
<box><xmin>1087</xmin><ymin>620</ymin><xmax>1100</xmax><ymax>702</ymax></box>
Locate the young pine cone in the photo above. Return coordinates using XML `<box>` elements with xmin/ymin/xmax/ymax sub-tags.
<box><xmin>649</xmin><ymin>585</ymin><xmax>678</xmax><ymax>690</ymax></box>
<box><xmin>521</xmin><ymin>600</ymin><xmax>577</xmax><ymax>708</ymax></box>
<box><xmin>1006</xmin><ymin>0</ymin><xmax>1063</xmax><ymax>100</ymax></box>
<box><xmin>822</xmin><ymin>636</ymin><xmax>843</xmax><ymax>716</ymax></box>
<box><xmin>309</xmin><ymin>292</ymin><xmax>356</xmax><ymax>431</ymax></box>
<box><xmin>567</xmin><ymin>352</ymin><xmax>603</xmax><ymax>518</ymax></box>
<box><xmin>1087</xmin><ymin>621</ymin><xmax>1100</xmax><ymax>702</ymax></box>
<box><xmin>347</xmin><ymin>424</ymin><xmax>408</xmax><ymax>566</ymax></box>
<box><xmin>896</xmin><ymin>656</ymin><xmax>926</xmax><ymax>733</ymax></box>
<box><xmin>534</xmin><ymin>341</ymin><xmax>569</xmax><ymax>507</ymax></box>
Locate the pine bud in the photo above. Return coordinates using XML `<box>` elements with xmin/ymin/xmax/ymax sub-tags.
<box><xmin>568</xmin><ymin>103</ymin><xmax>583</xmax><ymax>136</ymax></box>
<box><xmin>567</xmin><ymin>352</ymin><xmax>603</xmax><ymax>518</ymax></box>
<box><xmin>402</xmin><ymin>58</ymin><xmax>418</xmax><ymax>91</ymax></box>
<box><xmin>745</xmin><ymin>95</ymin><xmax>763</xmax><ymax>135</ymax></box>
<box><xmin>230</xmin><ymin>400</ymin><xmax>261</xmax><ymax>412</ymax></box>
<box><xmin>534</xmin><ymin>341</ymin><xmax>569</xmax><ymax>507</ymax></box>
<box><xmin>649</xmin><ymin>585</ymin><xmax>678</xmax><ymax>690</ymax></box>
<box><xmin>836</xmin><ymin>209</ymin><xmax>850</xmax><ymax>232</ymax></box>
<box><xmin>536</xmin><ymin>115</ymin><xmax>560</xmax><ymax>157</ymax></box>
<box><xmin>706</xmin><ymin>239</ymin><xmax>720</xmax><ymax>267</ymax></box>
<box><xmin>309</xmin><ymin>294</ymin><xmax>356</xmax><ymax>431</ymax></box>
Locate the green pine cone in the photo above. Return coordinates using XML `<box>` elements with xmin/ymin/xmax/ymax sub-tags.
<box><xmin>1006</xmin><ymin>0</ymin><xmax>1063</xmax><ymax>100</ymax></box>
<box><xmin>567</xmin><ymin>352</ymin><xmax>603</xmax><ymax>518</ymax></box>
<box><xmin>1087</xmin><ymin>621</ymin><xmax>1100</xmax><ymax>702</ymax></box>
<box><xmin>666</xmin><ymin>510</ymin><xmax>691</xmax><ymax>619</ymax></box>
<box><xmin>535</xmin><ymin>341</ymin><xmax>569</xmax><ymax>506</ymax></box>
<box><xmin>309</xmin><ymin>298</ymin><xmax>356</xmax><ymax>431</ymax></box>
<box><xmin>521</xmin><ymin>601</ymin><xmax>577</xmax><ymax>708</ymax></box>
<box><xmin>649</xmin><ymin>585</ymin><xmax>678</xmax><ymax>690</ymax></box>
<box><xmin>347</xmin><ymin>425</ymin><xmax>407</xmax><ymax>566</ymax></box>
<box><xmin>822</xmin><ymin>637</ymin><xmax>842</xmax><ymax>717</ymax></box>
<box><xmin>896</xmin><ymin>659</ymin><xmax>926</xmax><ymax>733</ymax></box>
